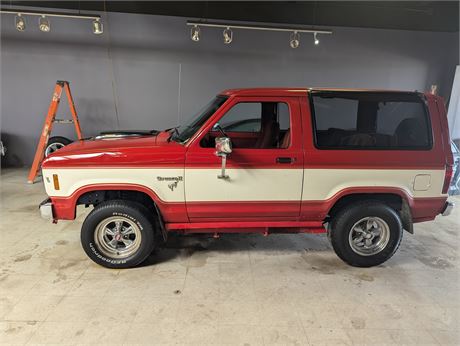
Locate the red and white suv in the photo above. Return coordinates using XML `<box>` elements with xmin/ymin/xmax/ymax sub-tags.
<box><xmin>39</xmin><ymin>88</ymin><xmax>454</xmax><ymax>268</ymax></box>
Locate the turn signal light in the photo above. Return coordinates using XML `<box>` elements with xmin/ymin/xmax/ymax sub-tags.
<box><xmin>53</xmin><ymin>174</ymin><xmax>60</xmax><ymax>190</ymax></box>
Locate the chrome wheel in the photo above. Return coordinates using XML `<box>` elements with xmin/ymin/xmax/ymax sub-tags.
<box><xmin>94</xmin><ymin>216</ymin><xmax>142</xmax><ymax>259</ymax></box>
<box><xmin>45</xmin><ymin>142</ymin><xmax>65</xmax><ymax>156</ymax></box>
<box><xmin>348</xmin><ymin>217</ymin><xmax>390</xmax><ymax>256</ymax></box>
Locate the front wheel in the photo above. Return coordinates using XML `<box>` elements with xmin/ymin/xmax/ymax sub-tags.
<box><xmin>81</xmin><ymin>200</ymin><xmax>156</xmax><ymax>268</ymax></box>
<box><xmin>329</xmin><ymin>201</ymin><xmax>403</xmax><ymax>267</ymax></box>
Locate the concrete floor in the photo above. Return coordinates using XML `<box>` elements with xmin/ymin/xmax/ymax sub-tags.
<box><xmin>1</xmin><ymin>168</ymin><xmax>459</xmax><ymax>345</ymax></box>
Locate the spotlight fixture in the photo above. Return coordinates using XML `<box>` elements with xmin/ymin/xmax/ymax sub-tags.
<box><xmin>38</xmin><ymin>15</ymin><xmax>50</xmax><ymax>32</ymax></box>
<box><xmin>223</xmin><ymin>27</ymin><xmax>233</xmax><ymax>44</ymax></box>
<box><xmin>314</xmin><ymin>32</ymin><xmax>319</xmax><ymax>45</ymax></box>
<box><xmin>1</xmin><ymin>9</ymin><xmax>103</xmax><ymax>35</ymax></box>
<box><xmin>15</xmin><ymin>13</ymin><xmax>25</xmax><ymax>31</ymax></box>
<box><xmin>92</xmin><ymin>18</ymin><xmax>103</xmax><ymax>34</ymax></box>
<box><xmin>191</xmin><ymin>25</ymin><xmax>200</xmax><ymax>42</ymax></box>
<box><xmin>290</xmin><ymin>31</ymin><xmax>300</xmax><ymax>49</ymax></box>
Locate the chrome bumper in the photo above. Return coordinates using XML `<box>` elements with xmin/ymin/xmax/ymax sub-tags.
<box><xmin>39</xmin><ymin>198</ymin><xmax>54</xmax><ymax>220</ymax></box>
<box><xmin>441</xmin><ymin>201</ymin><xmax>454</xmax><ymax>216</ymax></box>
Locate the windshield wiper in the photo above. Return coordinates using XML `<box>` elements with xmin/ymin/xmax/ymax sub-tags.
<box><xmin>167</xmin><ymin>126</ymin><xmax>180</xmax><ymax>142</ymax></box>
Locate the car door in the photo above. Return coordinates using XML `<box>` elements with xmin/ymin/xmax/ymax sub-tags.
<box><xmin>184</xmin><ymin>96</ymin><xmax>304</xmax><ymax>221</ymax></box>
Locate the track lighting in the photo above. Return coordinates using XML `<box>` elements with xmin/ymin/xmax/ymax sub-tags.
<box><xmin>1</xmin><ymin>9</ymin><xmax>103</xmax><ymax>35</ymax></box>
<box><xmin>290</xmin><ymin>31</ymin><xmax>300</xmax><ymax>49</ymax></box>
<box><xmin>223</xmin><ymin>27</ymin><xmax>233</xmax><ymax>44</ymax></box>
<box><xmin>39</xmin><ymin>15</ymin><xmax>50</xmax><ymax>32</ymax></box>
<box><xmin>15</xmin><ymin>13</ymin><xmax>25</xmax><ymax>31</ymax></box>
<box><xmin>186</xmin><ymin>21</ymin><xmax>332</xmax><ymax>47</ymax></box>
<box><xmin>191</xmin><ymin>25</ymin><xmax>200</xmax><ymax>42</ymax></box>
<box><xmin>92</xmin><ymin>18</ymin><xmax>103</xmax><ymax>34</ymax></box>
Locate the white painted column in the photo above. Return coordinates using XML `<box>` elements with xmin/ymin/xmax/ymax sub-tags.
<box><xmin>447</xmin><ymin>66</ymin><xmax>460</xmax><ymax>140</ymax></box>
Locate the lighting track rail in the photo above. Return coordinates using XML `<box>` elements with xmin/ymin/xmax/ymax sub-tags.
<box><xmin>187</xmin><ymin>20</ymin><xmax>332</xmax><ymax>48</ymax></box>
<box><xmin>0</xmin><ymin>8</ymin><xmax>103</xmax><ymax>34</ymax></box>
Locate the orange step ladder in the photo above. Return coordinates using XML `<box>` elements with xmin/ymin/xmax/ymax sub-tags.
<box><xmin>27</xmin><ymin>81</ymin><xmax>83</xmax><ymax>183</ymax></box>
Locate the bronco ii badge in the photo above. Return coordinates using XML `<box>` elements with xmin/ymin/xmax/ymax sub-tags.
<box><xmin>157</xmin><ymin>176</ymin><xmax>183</xmax><ymax>191</ymax></box>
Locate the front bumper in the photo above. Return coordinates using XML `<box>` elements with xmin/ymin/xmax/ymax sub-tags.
<box><xmin>441</xmin><ymin>201</ymin><xmax>455</xmax><ymax>216</ymax></box>
<box><xmin>39</xmin><ymin>198</ymin><xmax>54</xmax><ymax>220</ymax></box>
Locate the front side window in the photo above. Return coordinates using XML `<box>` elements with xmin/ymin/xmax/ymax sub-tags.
<box><xmin>311</xmin><ymin>92</ymin><xmax>432</xmax><ymax>150</ymax></box>
<box><xmin>223</xmin><ymin>119</ymin><xmax>261</xmax><ymax>132</ymax></box>
<box><xmin>220</xmin><ymin>103</ymin><xmax>262</xmax><ymax>133</ymax></box>
<box><xmin>201</xmin><ymin>101</ymin><xmax>291</xmax><ymax>149</ymax></box>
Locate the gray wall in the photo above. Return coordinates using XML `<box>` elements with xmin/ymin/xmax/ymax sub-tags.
<box><xmin>1</xmin><ymin>11</ymin><xmax>458</xmax><ymax>166</ymax></box>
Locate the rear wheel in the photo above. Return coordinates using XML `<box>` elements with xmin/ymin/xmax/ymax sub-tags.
<box><xmin>45</xmin><ymin>136</ymin><xmax>72</xmax><ymax>157</ymax></box>
<box><xmin>81</xmin><ymin>200</ymin><xmax>156</xmax><ymax>268</ymax></box>
<box><xmin>329</xmin><ymin>201</ymin><xmax>403</xmax><ymax>267</ymax></box>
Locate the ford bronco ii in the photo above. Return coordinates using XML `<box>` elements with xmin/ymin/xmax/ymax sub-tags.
<box><xmin>39</xmin><ymin>88</ymin><xmax>454</xmax><ymax>268</ymax></box>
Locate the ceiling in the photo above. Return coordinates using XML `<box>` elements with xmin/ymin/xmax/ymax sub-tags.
<box><xmin>2</xmin><ymin>1</ymin><xmax>458</xmax><ymax>32</ymax></box>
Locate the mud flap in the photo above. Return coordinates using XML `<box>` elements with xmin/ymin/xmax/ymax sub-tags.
<box><xmin>153</xmin><ymin>203</ymin><xmax>168</xmax><ymax>242</ymax></box>
<box><xmin>400</xmin><ymin>199</ymin><xmax>413</xmax><ymax>234</ymax></box>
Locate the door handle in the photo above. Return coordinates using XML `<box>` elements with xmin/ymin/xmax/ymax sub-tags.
<box><xmin>276</xmin><ymin>157</ymin><xmax>294</xmax><ymax>164</ymax></box>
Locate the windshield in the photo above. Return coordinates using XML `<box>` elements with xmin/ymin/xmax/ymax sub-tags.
<box><xmin>170</xmin><ymin>96</ymin><xmax>228</xmax><ymax>143</ymax></box>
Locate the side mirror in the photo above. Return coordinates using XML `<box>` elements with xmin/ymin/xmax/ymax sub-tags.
<box><xmin>215</xmin><ymin>137</ymin><xmax>232</xmax><ymax>179</ymax></box>
<box><xmin>215</xmin><ymin>137</ymin><xmax>232</xmax><ymax>156</ymax></box>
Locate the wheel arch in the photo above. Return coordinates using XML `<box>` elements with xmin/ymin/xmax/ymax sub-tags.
<box><xmin>52</xmin><ymin>183</ymin><xmax>163</xmax><ymax>220</ymax></box>
<box><xmin>326</xmin><ymin>187</ymin><xmax>414</xmax><ymax>233</ymax></box>
<box><xmin>74</xmin><ymin>184</ymin><xmax>168</xmax><ymax>240</ymax></box>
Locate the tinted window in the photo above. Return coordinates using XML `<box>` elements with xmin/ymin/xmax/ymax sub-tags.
<box><xmin>220</xmin><ymin>103</ymin><xmax>290</xmax><ymax>133</ymax></box>
<box><xmin>278</xmin><ymin>103</ymin><xmax>290</xmax><ymax>131</ymax></box>
<box><xmin>224</xmin><ymin>119</ymin><xmax>261</xmax><ymax>132</ymax></box>
<box><xmin>311</xmin><ymin>92</ymin><xmax>431</xmax><ymax>150</ymax></box>
<box><xmin>220</xmin><ymin>103</ymin><xmax>262</xmax><ymax>132</ymax></box>
<box><xmin>202</xmin><ymin>101</ymin><xmax>291</xmax><ymax>149</ymax></box>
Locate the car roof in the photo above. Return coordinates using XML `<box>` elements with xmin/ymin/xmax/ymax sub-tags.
<box><xmin>220</xmin><ymin>87</ymin><xmax>424</xmax><ymax>97</ymax></box>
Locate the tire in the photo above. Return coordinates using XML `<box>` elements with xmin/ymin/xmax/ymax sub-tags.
<box><xmin>81</xmin><ymin>200</ymin><xmax>156</xmax><ymax>269</ymax></box>
<box><xmin>329</xmin><ymin>201</ymin><xmax>403</xmax><ymax>267</ymax></box>
<box><xmin>45</xmin><ymin>136</ymin><xmax>72</xmax><ymax>157</ymax></box>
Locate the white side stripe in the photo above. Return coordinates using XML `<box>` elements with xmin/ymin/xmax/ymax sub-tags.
<box><xmin>302</xmin><ymin>169</ymin><xmax>446</xmax><ymax>200</ymax></box>
<box><xmin>42</xmin><ymin>168</ymin><xmax>185</xmax><ymax>202</ymax></box>
<box><xmin>43</xmin><ymin>168</ymin><xmax>446</xmax><ymax>202</ymax></box>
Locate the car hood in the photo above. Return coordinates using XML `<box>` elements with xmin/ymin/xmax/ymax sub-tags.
<box><xmin>42</xmin><ymin>131</ymin><xmax>186</xmax><ymax>168</ymax></box>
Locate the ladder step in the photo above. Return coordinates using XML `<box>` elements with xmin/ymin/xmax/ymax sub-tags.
<box><xmin>27</xmin><ymin>80</ymin><xmax>83</xmax><ymax>184</ymax></box>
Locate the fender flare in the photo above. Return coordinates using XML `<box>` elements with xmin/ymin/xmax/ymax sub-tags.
<box><xmin>51</xmin><ymin>183</ymin><xmax>175</xmax><ymax>221</ymax></box>
<box><xmin>322</xmin><ymin>186</ymin><xmax>415</xmax><ymax>233</ymax></box>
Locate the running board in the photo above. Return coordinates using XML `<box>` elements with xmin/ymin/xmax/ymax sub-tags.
<box><xmin>165</xmin><ymin>221</ymin><xmax>326</xmax><ymax>234</ymax></box>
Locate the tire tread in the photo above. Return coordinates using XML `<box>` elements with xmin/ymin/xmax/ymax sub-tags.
<box><xmin>330</xmin><ymin>200</ymin><xmax>403</xmax><ymax>267</ymax></box>
<box><xmin>81</xmin><ymin>200</ymin><xmax>156</xmax><ymax>268</ymax></box>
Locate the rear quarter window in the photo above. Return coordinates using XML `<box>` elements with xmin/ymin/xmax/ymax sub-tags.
<box><xmin>310</xmin><ymin>92</ymin><xmax>432</xmax><ymax>150</ymax></box>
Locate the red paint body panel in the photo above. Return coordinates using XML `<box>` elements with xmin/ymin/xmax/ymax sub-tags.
<box><xmin>220</xmin><ymin>87</ymin><xmax>419</xmax><ymax>98</ymax></box>
<box><xmin>42</xmin><ymin>131</ymin><xmax>185</xmax><ymax>169</ymax></box>
<box><xmin>166</xmin><ymin>220</ymin><xmax>323</xmax><ymax>230</ymax></box>
<box><xmin>174</xmin><ymin>228</ymin><xmax>326</xmax><ymax>234</ymax></box>
<box><xmin>51</xmin><ymin>189</ymin><xmax>445</xmax><ymax>227</ymax></box>
<box><xmin>300</xmin><ymin>187</ymin><xmax>446</xmax><ymax>222</ymax></box>
<box><xmin>431</xmin><ymin>94</ymin><xmax>454</xmax><ymax>169</ymax></box>
<box><xmin>185</xmin><ymin>201</ymin><xmax>301</xmax><ymax>219</ymax></box>
<box><xmin>166</xmin><ymin>220</ymin><xmax>325</xmax><ymax>234</ymax></box>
